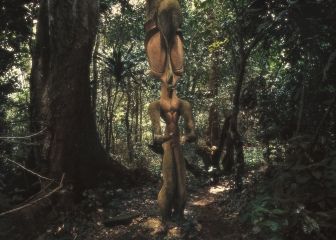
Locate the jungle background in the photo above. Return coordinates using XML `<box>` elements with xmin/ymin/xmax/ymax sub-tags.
<box><xmin>0</xmin><ymin>0</ymin><xmax>336</xmax><ymax>239</ymax></box>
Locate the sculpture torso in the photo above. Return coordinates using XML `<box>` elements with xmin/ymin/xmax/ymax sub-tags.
<box><xmin>160</xmin><ymin>94</ymin><xmax>181</xmax><ymax>141</ymax></box>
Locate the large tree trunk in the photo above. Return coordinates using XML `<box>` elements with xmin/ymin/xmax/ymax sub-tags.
<box><xmin>30</xmin><ymin>0</ymin><xmax>115</xmax><ymax>192</ymax></box>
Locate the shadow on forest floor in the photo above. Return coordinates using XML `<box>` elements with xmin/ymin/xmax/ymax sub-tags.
<box><xmin>0</xmin><ymin>176</ymin><xmax>245</xmax><ymax>240</ymax></box>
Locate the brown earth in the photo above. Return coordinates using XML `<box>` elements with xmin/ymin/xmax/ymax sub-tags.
<box><xmin>0</xmin><ymin>177</ymin><xmax>246</xmax><ymax>240</ymax></box>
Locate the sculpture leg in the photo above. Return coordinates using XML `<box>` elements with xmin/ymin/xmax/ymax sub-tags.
<box><xmin>158</xmin><ymin>142</ymin><xmax>176</xmax><ymax>223</ymax></box>
<box><xmin>172</xmin><ymin>144</ymin><xmax>187</xmax><ymax>221</ymax></box>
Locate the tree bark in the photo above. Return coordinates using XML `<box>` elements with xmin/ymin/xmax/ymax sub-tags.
<box><xmin>92</xmin><ymin>34</ymin><xmax>100</xmax><ymax>122</ymax></box>
<box><xmin>222</xmin><ymin>134</ymin><xmax>234</xmax><ymax>172</ymax></box>
<box><xmin>105</xmin><ymin>76</ymin><xmax>112</xmax><ymax>160</ymax></box>
<box><xmin>212</xmin><ymin>115</ymin><xmax>231</xmax><ymax>168</ymax></box>
<box><xmin>230</xmin><ymin>1</ymin><xmax>246</xmax><ymax>191</ymax></box>
<box><xmin>231</xmin><ymin>62</ymin><xmax>246</xmax><ymax>191</ymax></box>
<box><xmin>296</xmin><ymin>44</ymin><xmax>307</xmax><ymax>134</ymax></box>
<box><xmin>125</xmin><ymin>86</ymin><xmax>133</xmax><ymax>164</ymax></box>
<box><xmin>207</xmin><ymin>11</ymin><xmax>220</xmax><ymax>148</ymax></box>
<box><xmin>30</xmin><ymin>0</ymin><xmax>125</xmax><ymax>192</ymax></box>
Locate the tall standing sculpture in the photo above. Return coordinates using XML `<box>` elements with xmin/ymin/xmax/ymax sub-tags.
<box><xmin>145</xmin><ymin>0</ymin><xmax>197</xmax><ymax>228</ymax></box>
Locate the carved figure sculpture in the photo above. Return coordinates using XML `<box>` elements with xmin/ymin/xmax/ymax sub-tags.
<box><xmin>145</xmin><ymin>0</ymin><xmax>197</xmax><ymax>227</ymax></box>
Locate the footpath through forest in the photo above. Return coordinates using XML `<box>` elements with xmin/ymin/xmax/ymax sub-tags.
<box><xmin>2</xmin><ymin>176</ymin><xmax>245</xmax><ymax>240</ymax></box>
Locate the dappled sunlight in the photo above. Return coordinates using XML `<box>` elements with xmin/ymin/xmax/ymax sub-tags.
<box><xmin>209</xmin><ymin>185</ymin><xmax>229</xmax><ymax>195</ymax></box>
<box><xmin>190</xmin><ymin>197</ymin><xmax>215</xmax><ymax>206</ymax></box>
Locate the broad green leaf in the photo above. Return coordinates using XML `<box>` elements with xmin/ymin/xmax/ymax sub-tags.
<box><xmin>288</xmin><ymin>0</ymin><xmax>299</xmax><ymax>4</ymax></box>
<box><xmin>317</xmin><ymin>201</ymin><xmax>325</xmax><ymax>209</ymax></box>
<box><xmin>291</xmin><ymin>164</ymin><xmax>307</xmax><ymax>171</ymax></box>
<box><xmin>272</xmin><ymin>209</ymin><xmax>285</xmax><ymax>215</ymax></box>
<box><xmin>261</xmin><ymin>220</ymin><xmax>279</xmax><ymax>231</ymax></box>
<box><xmin>253</xmin><ymin>225</ymin><xmax>261</xmax><ymax>234</ymax></box>
<box><xmin>243</xmin><ymin>20</ymin><xmax>251</xmax><ymax>27</ymax></box>
<box><xmin>253</xmin><ymin>216</ymin><xmax>264</xmax><ymax>225</ymax></box>
<box><xmin>295</xmin><ymin>173</ymin><xmax>311</xmax><ymax>183</ymax></box>
<box><xmin>304</xmin><ymin>216</ymin><xmax>319</xmax><ymax>232</ymax></box>
<box><xmin>253</xmin><ymin>206</ymin><xmax>271</xmax><ymax>214</ymax></box>
<box><xmin>239</xmin><ymin>214</ymin><xmax>249</xmax><ymax>223</ymax></box>
<box><xmin>312</xmin><ymin>169</ymin><xmax>322</xmax><ymax>179</ymax></box>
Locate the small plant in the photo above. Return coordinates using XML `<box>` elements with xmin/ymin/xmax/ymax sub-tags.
<box><xmin>239</xmin><ymin>150</ymin><xmax>336</xmax><ymax>239</ymax></box>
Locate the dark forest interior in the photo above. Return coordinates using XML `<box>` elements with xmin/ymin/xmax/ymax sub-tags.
<box><xmin>0</xmin><ymin>0</ymin><xmax>335</xmax><ymax>239</ymax></box>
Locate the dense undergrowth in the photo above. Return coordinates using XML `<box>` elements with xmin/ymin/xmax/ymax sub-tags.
<box><xmin>238</xmin><ymin>149</ymin><xmax>336</xmax><ymax>240</ymax></box>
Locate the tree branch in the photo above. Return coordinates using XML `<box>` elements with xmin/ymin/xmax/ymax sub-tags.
<box><xmin>0</xmin><ymin>128</ymin><xmax>46</xmax><ymax>139</ymax></box>
<box><xmin>0</xmin><ymin>174</ymin><xmax>65</xmax><ymax>217</ymax></box>
<box><xmin>3</xmin><ymin>157</ymin><xmax>54</xmax><ymax>181</ymax></box>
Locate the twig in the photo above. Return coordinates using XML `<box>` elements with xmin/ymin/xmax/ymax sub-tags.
<box><xmin>3</xmin><ymin>157</ymin><xmax>54</xmax><ymax>181</ymax></box>
<box><xmin>0</xmin><ymin>173</ymin><xmax>65</xmax><ymax>217</ymax></box>
<box><xmin>16</xmin><ymin>180</ymin><xmax>54</xmax><ymax>208</ymax></box>
<box><xmin>0</xmin><ymin>128</ymin><xmax>46</xmax><ymax>139</ymax></box>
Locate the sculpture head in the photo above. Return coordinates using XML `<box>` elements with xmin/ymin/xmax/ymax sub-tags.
<box><xmin>145</xmin><ymin>0</ymin><xmax>183</xmax><ymax>90</ymax></box>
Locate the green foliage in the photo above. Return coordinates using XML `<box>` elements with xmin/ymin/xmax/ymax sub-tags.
<box><xmin>244</xmin><ymin>146</ymin><xmax>265</xmax><ymax>170</ymax></box>
<box><xmin>239</xmin><ymin>151</ymin><xmax>336</xmax><ymax>239</ymax></box>
<box><xmin>0</xmin><ymin>0</ymin><xmax>33</xmax><ymax>75</ymax></box>
<box><xmin>208</xmin><ymin>39</ymin><xmax>228</xmax><ymax>53</ymax></box>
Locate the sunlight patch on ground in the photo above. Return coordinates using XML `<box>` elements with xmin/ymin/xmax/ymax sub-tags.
<box><xmin>190</xmin><ymin>197</ymin><xmax>215</xmax><ymax>206</ymax></box>
<box><xmin>209</xmin><ymin>186</ymin><xmax>228</xmax><ymax>194</ymax></box>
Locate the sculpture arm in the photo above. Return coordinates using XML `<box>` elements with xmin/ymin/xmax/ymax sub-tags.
<box><xmin>148</xmin><ymin>100</ymin><xmax>172</xmax><ymax>145</ymax></box>
<box><xmin>179</xmin><ymin>100</ymin><xmax>197</xmax><ymax>143</ymax></box>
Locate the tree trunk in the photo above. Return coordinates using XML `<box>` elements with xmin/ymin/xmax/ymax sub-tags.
<box><xmin>125</xmin><ymin>87</ymin><xmax>133</xmax><ymax>164</ymax></box>
<box><xmin>220</xmin><ymin>97</ymin><xmax>234</xmax><ymax>172</ymax></box>
<box><xmin>222</xmin><ymin>134</ymin><xmax>234</xmax><ymax>172</ymax></box>
<box><xmin>139</xmin><ymin>79</ymin><xmax>143</xmax><ymax>145</ymax></box>
<box><xmin>230</xmin><ymin>2</ymin><xmax>247</xmax><ymax>191</ymax></box>
<box><xmin>230</xmin><ymin>55</ymin><xmax>246</xmax><ymax>191</ymax></box>
<box><xmin>296</xmin><ymin>44</ymin><xmax>307</xmax><ymax>134</ymax></box>
<box><xmin>30</xmin><ymin>0</ymin><xmax>124</xmax><ymax>193</ymax></box>
<box><xmin>212</xmin><ymin>115</ymin><xmax>231</xmax><ymax>168</ymax></box>
<box><xmin>134</xmin><ymin>81</ymin><xmax>139</xmax><ymax>144</ymax></box>
<box><xmin>207</xmin><ymin>11</ymin><xmax>220</xmax><ymax>148</ymax></box>
<box><xmin>208</xmin><ymin>52</ymin><xmax>220</xmax><ymax>146</ymax></box>
<box><xmin>231</xmin><ymin>12</ymin><xmax>246</xmax><ymax>190</ymax></box>
<box><xmin>105</xmin><ymin>77</ymin><xmax>112</xmax><ymax>160</ymax></box>
<box><xmin>92</xmin><ymin>34</ymin><xmax>100</xmax><ymax>122</ymax></box>
<box><xmin>231</xmin><ymin>61</ymin><xmax>246</xmax><ymax>190</ymax></box>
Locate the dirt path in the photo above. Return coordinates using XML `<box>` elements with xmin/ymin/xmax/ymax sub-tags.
<box><xmin>4</xmin><ymin>178</ymin><xmax>245</xmax><ymax>240</ymax></box>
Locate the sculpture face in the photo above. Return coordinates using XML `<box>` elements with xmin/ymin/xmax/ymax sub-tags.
<box><xmin>145</xmin><ymin>0</ymin><xmax>184</xmax><ymax>87</ymax></box>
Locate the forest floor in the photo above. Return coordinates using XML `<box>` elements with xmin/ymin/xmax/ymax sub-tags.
<box><xmin>1</xmin><ymin>175</ymin><xmax>246</xmax><ymax>240</ymax></box>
